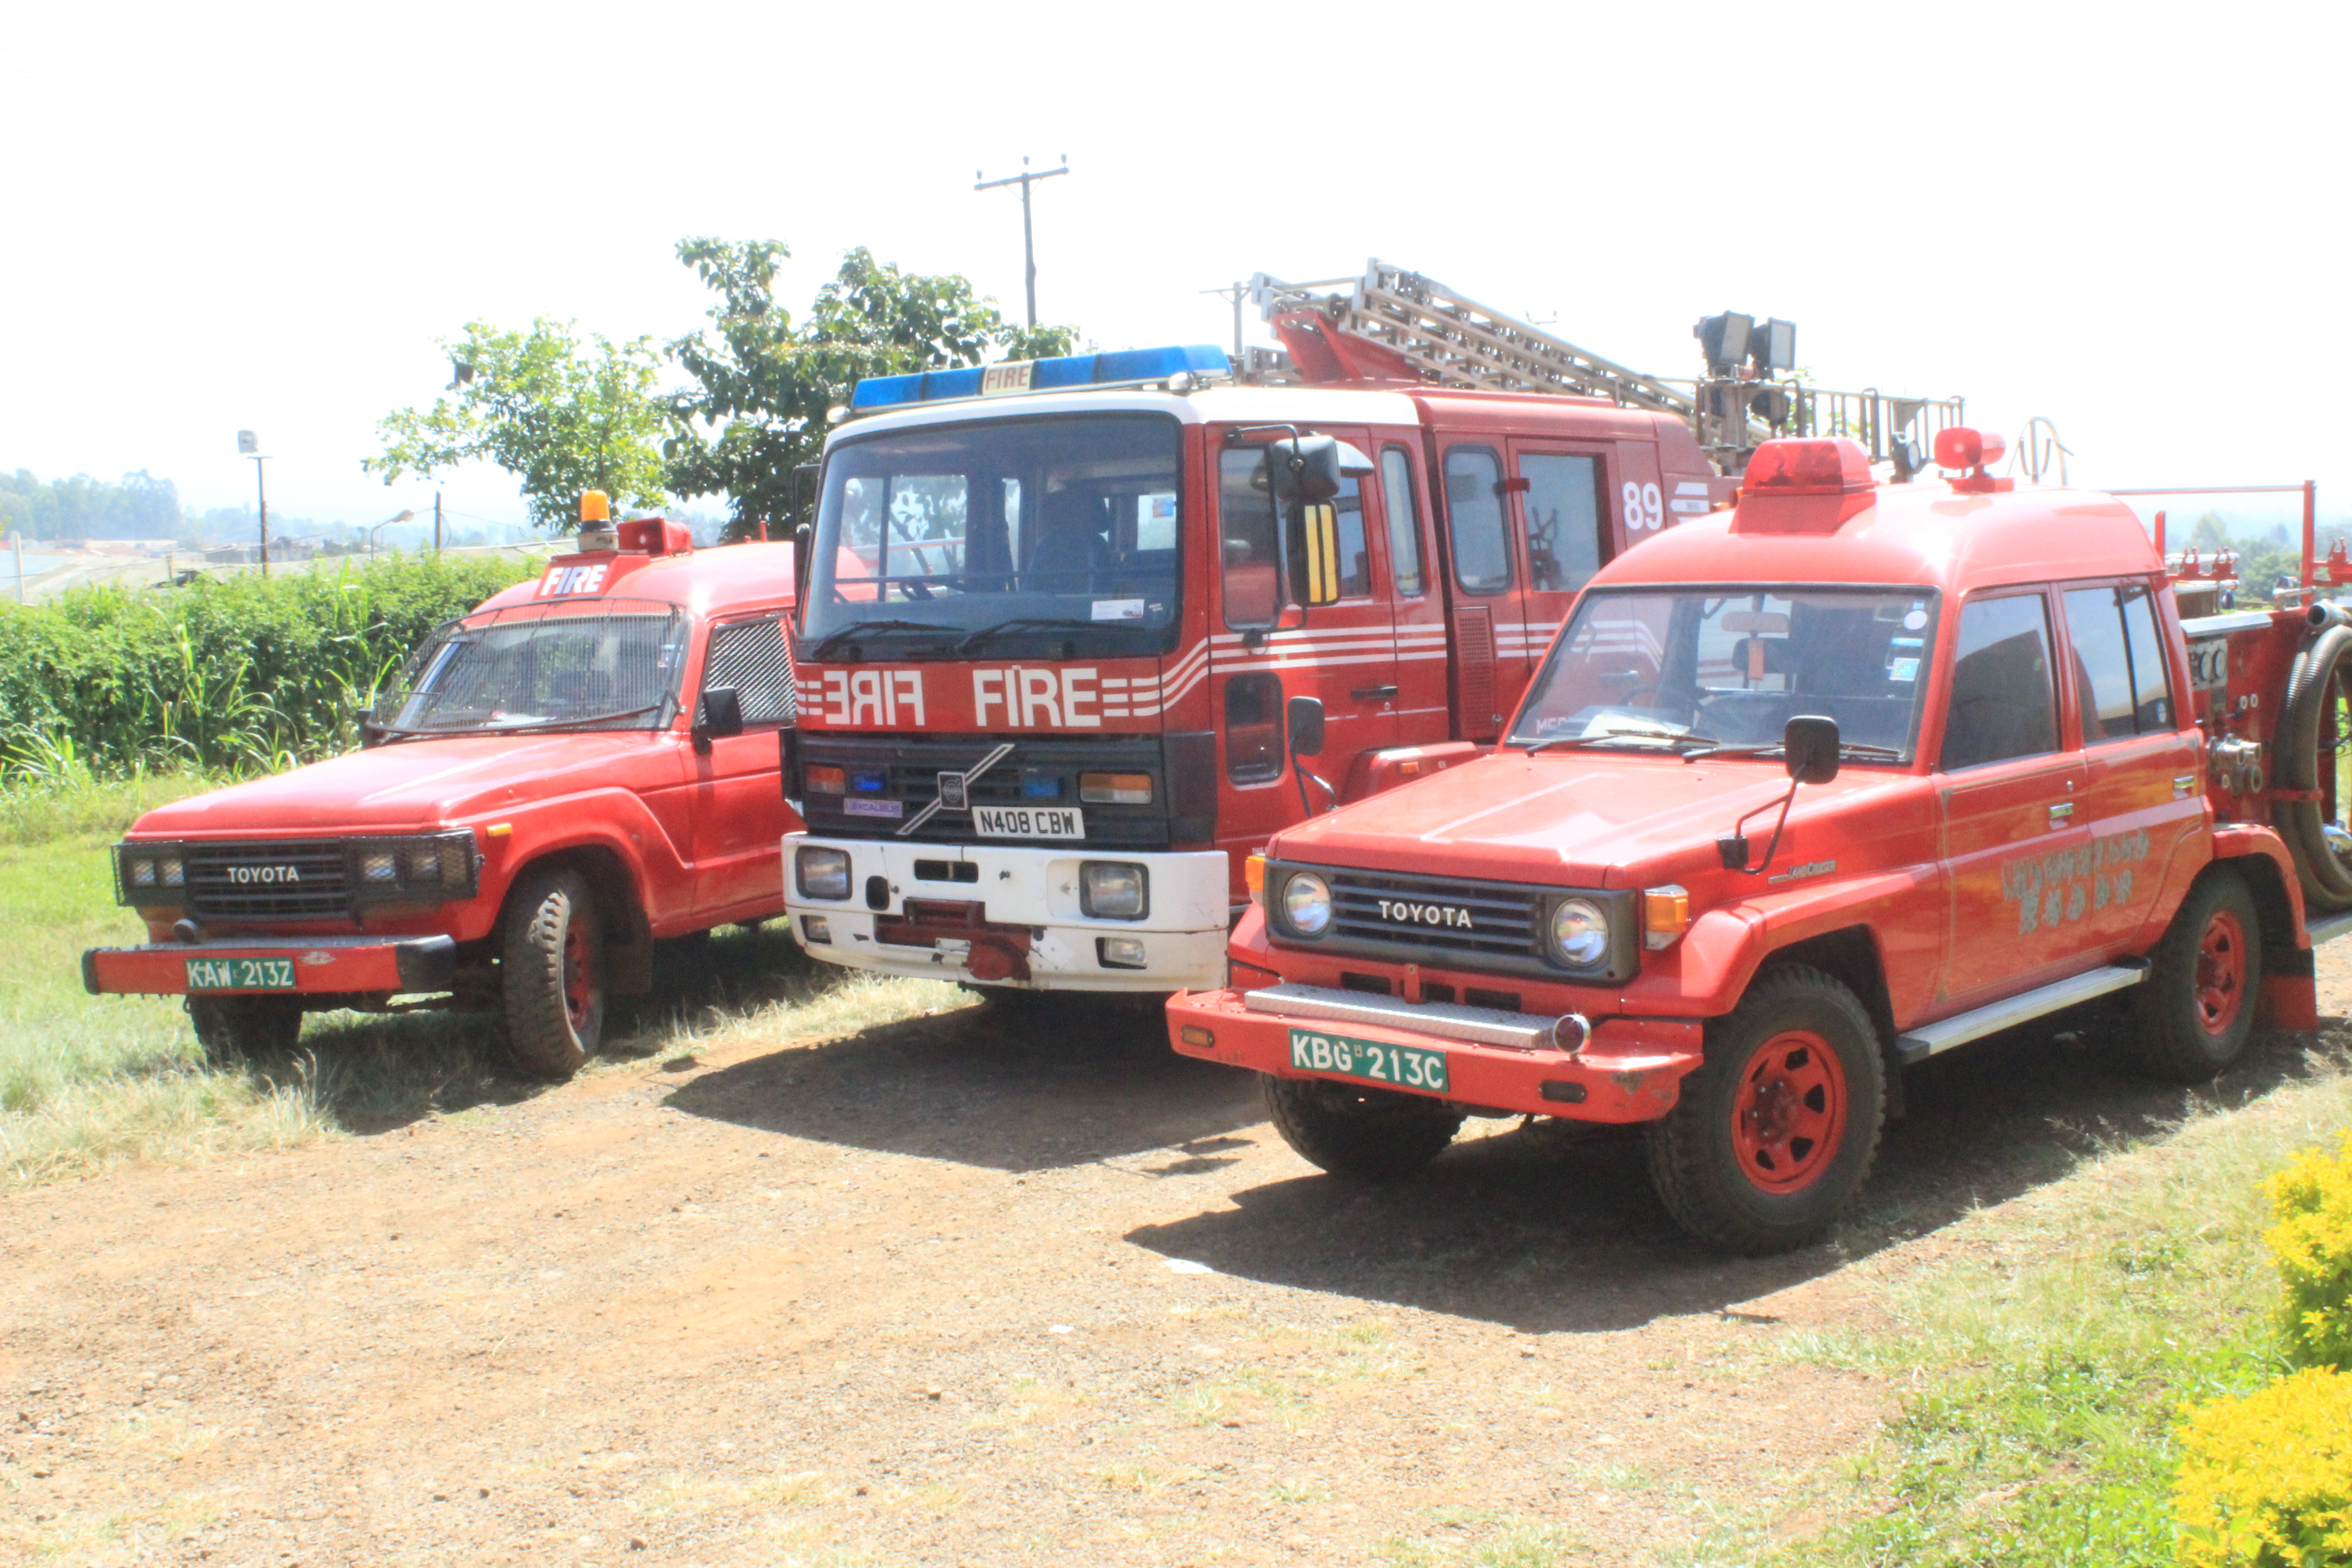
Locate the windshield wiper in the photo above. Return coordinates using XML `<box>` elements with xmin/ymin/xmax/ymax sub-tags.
<box><xmin>809</xmin><ymin>620</ymin><xmax>953</xmax><ymax>661</ymax></box>
<box><xmin>372</xmin><ymin>700</ymin><xmax>670</xmax><ymax>740</ymax></box>
<box><xmin>1680</xmin><ymin>739</ymin><xmax>1906</xmax><ymax>764</ymax></box>
<box><xmin>952</xmin><ymin>617</ymin><xmax>1103</xmax><ymax>656</ymax></box>
<box><xmin>1521</xmin><ymin>729</ymin><xmax>1721</xmax><ymax>756</ymax></box>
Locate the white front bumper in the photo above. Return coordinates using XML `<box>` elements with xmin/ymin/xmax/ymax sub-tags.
<box><xmin>782</xmin><ymin>834</ymin><xmax>1231</xmax><ymax>993</ymax></box>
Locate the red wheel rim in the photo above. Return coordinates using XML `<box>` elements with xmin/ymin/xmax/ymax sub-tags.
<box><xmin>561</xmin><ymin>921</ymin><xmax>596</xmax><ymax>1030</ymax></box>
<box><xmin>1729</xmin><ymin>1029</ymin><xmax>1848</xmax><ymax>1195</ymax></box>
<box><xmin>2193</xmin><ymin>909</ymin><xmax>2247</xmax><ymax>1036</ymax></box>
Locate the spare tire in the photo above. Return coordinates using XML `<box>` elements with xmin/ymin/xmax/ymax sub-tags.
<box><xmin>2270</xmin><ymin>622</ymin><xmax>2352</xmax><ymax>911</ymax></box>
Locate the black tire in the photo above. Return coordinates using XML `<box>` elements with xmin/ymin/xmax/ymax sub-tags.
<box><xmin>186</xmin><ymin>996</ymin><xmax>304</xmax><ymax>1066</ymax></box>
<box><xmin>1645</xmin><ymin>964</ymin><xmax>1886</xmax><ymax>1256</ymax></box>
<box><xmin>502</xmin><ymin>866</ymin><xmax>606</xmax><ymax>1079</ymax></box>
<box><xmin>2127</xmin><ymin>870</ymin><xmax>2262</xmax><ymax>1083</ymax></box>
<box><xmin>1262</xmin><ymin>1073</ymin><xmax>1466</xmax><ymax>1181</ymax></box>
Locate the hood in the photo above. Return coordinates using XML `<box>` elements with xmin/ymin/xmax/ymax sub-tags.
<box><xmin>1277</xmin><ymin>751</ymin><xmax>1899</xmax><ymax>885</ymax></box>
<box><xmin>128</xmin><ymin>733</ymin><xmax>683</xmax><ymax>838</ymax></box>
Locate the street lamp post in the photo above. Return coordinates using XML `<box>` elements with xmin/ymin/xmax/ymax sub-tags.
<box><xmin>370</xmin><ymin>510</ymin><xmax>418</xmax><ymax>562</ymax></box>
<box><xmin>974</xmin><ymin>155</ymin><xmax>1070</xmax><ymax>330</ymax></box>
<box><xmin>236</xmin><ymin>430</ymin><xmax>270</xmax><ymax>577</ymax></box>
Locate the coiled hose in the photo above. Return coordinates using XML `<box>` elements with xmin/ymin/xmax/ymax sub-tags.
<box><xmin>2270</xmin><ymin>606</ymin><xmax>2352</xmax><ymax>911</ymax></box>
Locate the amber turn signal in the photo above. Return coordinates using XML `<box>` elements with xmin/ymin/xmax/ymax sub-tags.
<box><xmin>1644</xmin><ymin>884</ymin><xmax>1690</xmax><ymax>951</ymax></box>
<box><xmin>1079</xmin><ymin>772</ymin><xmax>1153</xmax><ymax>804</ymax></box>
<box><xmin>806</xmin><ymin>764</ymin><xmax>848</xmax><ymax>795</ymax></box>
<box><xmin>1179</xmin><ymin>1026</ymin><xmax>1215</xmax><ymax>1049</ymax></box>
<box><xmin>1245</xmin><ymin>852</ymin><xmax>1266</xmax><ymax>905</ymax></box>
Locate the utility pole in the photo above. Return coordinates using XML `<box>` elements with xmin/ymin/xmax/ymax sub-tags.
<box><xmin>434</xmin><ymin>491</ymin><xmax>443</xmax><ymax>555</ymax></box>
<box><xmin>974</xmin><ymin>155</ymin><xmax>1070</xmax><ymax>329</ymax></box>
<box><xmin>237</xmin><ymin>430</ymin><xmax>270</xmax><ymax>576</ymax></box>
<box><xmin>1201</xmin><ymin>282</ymin><xmax>1248</xmax><ymax>357</ymax></box>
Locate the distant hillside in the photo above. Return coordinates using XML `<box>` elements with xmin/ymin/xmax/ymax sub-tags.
<box><xmin>0</xmin><ymin>468</ymin><xmax>182</xmax><ymax>542</ymax></box>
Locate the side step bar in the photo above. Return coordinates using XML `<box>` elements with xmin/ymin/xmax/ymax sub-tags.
<box><xmin>2306</xmin><ymin>911</ymin><xmax>2352</xmax><ymax>947</ymax></box>
<box><xmin>1895</xmin><ymin>964</ymin><xmax>2146</xmax><ymax>1066</ymax></box>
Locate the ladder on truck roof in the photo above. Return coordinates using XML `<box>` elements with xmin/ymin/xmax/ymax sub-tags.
<box><xmin>1237</xmin><ymin>260</ymin><xmax>1965</xmax><ymax>474</ymax></box>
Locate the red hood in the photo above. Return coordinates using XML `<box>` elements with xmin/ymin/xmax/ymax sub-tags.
<box><xmin>1276</xmin><ymin>752</ymin><xmax>1904</xmax><ymax>885</ymax></box>
<box><xmin>127</xmin><ymin>734</ymin><xmax>684</xmax><ymax>838</ymax></box>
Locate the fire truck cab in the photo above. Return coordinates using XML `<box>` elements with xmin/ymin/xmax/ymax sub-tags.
<box><xmin>781</xmin><ymin>345</ymin><xmax>1722</xmax><ymax>994</ymax></box>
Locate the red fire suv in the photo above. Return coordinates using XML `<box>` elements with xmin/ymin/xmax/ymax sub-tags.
<box><xmin>1169</xmin><ymin>430</ymin><xmax>2352</xmax><ymax>1253</ymax></box>
<box><xmin>82</xmin><ymin>512</ymin><xmax>802</xmax><ymax>1077</ymax></box>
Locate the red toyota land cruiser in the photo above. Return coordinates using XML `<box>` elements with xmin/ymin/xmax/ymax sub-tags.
<box><xmin>1169</xmin><ymin>431</ymin><xmax>2345</xmax><ymax>1252</ymax></box>
<box><xmin>83</xmin><ymin>512</ymin><xmax>802</xmax><ymax>1077</ymax></box>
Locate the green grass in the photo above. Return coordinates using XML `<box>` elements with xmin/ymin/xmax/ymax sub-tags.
<box><xmin>1766</xmin><ymin>1045</ymin><xmax>2352</xmax><ymax>1566</ymax></box>
<box><xmin>0</xmin><ymin>774</ymin><xmax>964</xmax><ymax>1188</ymax></box>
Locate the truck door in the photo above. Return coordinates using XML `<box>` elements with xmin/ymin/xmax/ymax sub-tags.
<box><xmin>1506</xmin><ymin>438</ymin><xmax>1616</xmax><ymax>675</ymax></box>
<box><xmin>1209</xmin><ymin>438</ymin><xmax>1403</xmax><ymax>860</ymax></box>
<box><xmin>1935</xmin><ymin>588</ymin><xmax>2097</xmax><ymax>1007</ymax></box>
<box><xmin>689</xmin><ymin>610</ymin><xmax>799</xmax><ymax>917</ymax></box>
<box><xmin>2057</xmin><ymin>578</ymin><xmax>2206</xmax><ymax>953</ymax></box>
<box><xmin>1373</xmin><ymin>442</ymin><xmax>1450</xmax><ymax>747</ymax></box>
<box><xmin>1436</xmin><ymin>441</ymin><xmax>1518</xmax><ymax>739</ymax></box>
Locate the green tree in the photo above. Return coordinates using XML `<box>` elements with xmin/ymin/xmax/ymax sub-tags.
<box><xmin>365</xmin><ymin>320</ymin><xmax>668</xmax><ymax>533</ymax></box>
<box><xmin>664</xmin><ymin>240</ymin><xmax>1077</xmax><ymax>542</ymax></box>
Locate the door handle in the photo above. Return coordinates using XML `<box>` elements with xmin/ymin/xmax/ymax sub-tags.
<box><xmin>1352</xmin><ymin>685</ymin><xmax>1399</xmax><ymax>702</ymax></box>
<box><xmin>2048</xmin><ymin>802</ymin><xmax>2074</xmax><ymax>827</ymax></box>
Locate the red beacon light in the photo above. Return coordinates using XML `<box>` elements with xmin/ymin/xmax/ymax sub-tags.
<box><xmin>1732</xmin><ymin>436</ymin><xmax>1876</xmax><ymax>532</ymax></box>
<box><xmin>1933</xmin><ymin>426</ymin><xmax>2014</xmax><ymax>493</ymax></box>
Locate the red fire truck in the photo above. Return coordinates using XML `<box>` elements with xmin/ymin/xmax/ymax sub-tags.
<box><xmin>1165</xmin><ymin>429</ymin><xmax>2352</xmax><ymax>1253</ymax></box>
<box><xmin>82</xmin><ymin>508</ymin><xmax>803</xmax><ymax>1077</ymax></box>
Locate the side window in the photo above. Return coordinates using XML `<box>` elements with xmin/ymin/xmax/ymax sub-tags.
<box><xmin>1219</xmin><ymin>449</ymin><xmax>1281</xmax><ymax>629</ymax></box>
<box><xmin>1380</xmin><ymin>446</ymin><xmax>1424</xmax><ymax>596</ymax></box>
<box><xmin>1335</xmin><ymin>476</ymin><xmax>1371</xmax><ymax>599</ymax></box>
<box><xmin>1941</xmin><ymin>593</ymin><xmax>2058</xmax><ymax>771</ymax></box>
<box><xmin>2120</xmin><ymin>584</ymin><xmax>2174</xmax><ymax>730</ymax></box>
<box><xmin>1442</xmin><ymin>446</ymin><xmax>1511</xmax><ymax>593</ymax></box>
<box><xmin>1520</xmin><ymin>454</ymin><xmax>1604</xmax><ymax>593</ymax></box>
<box><xmin>1224</xmin><ymin>673</ymin><xmax>1284</xmax><ymax>784</ymax></box>
<box><xmin>699</xmin><ymin>617</ymin><xmax>796</xmax><ymax>727</ymax></box>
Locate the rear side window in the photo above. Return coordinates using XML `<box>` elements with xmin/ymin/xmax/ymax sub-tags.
<box><xmin>2063</xmin><ymin>584</ymin><xmax>2174</xmax><ymax>742</ymax></box>
<box><xmin>1520</xmin><ymin>453</ymin><xmax>1603</xmax><ymax>593</ymax></box>
<box><xmin>700</xmin><ymin>617</ymin><xmax>796</xmax><ymax>726</ymax></box>
<box><xmin>1224</xmin><ymin>674</ymin><xmax>1284</xmax><ymax>783</ymax></box>
<box><xmin>1942</xmin><ymin>593</ymin><xmax>2057</xmax><ymax>770</ymax></box>
<box><xmin>1442</xmin><ymin>447</ymin><xmax>1511</xmax><ymax>593</ymax></box>
<box><xmin>1380</xmin><ymin>447</ymin><xmax>1424</xmax><ymax>597</ymax></box>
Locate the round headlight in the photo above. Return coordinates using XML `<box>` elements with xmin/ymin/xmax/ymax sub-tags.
<box><xmin>1281</xmin><ymin>872</ymin><xmax>1333</xmax><ymax>936</ymax></box>
<box><xmin>1551</xmin><ymin>898</ymin><xmax>1609</xmax><ymax>968</ymax></box>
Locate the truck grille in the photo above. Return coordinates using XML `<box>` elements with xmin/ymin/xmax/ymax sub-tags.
<box><xmin>184</xmin><ymin>840</ymin><xmax>352</xmax><ymax>919</ymax></box>
<box><xmin>798</xmin><ymin>733</ymin><xmax>1172</xmax><ymax>851</ymax></box>
<box><xmin>1328</xmin><ymin>869</ymin><xmax>1542</xmax><ymax>962</ymax></box>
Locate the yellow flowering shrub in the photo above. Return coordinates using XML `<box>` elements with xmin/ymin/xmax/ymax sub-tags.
<box><xmin>2176</xmin><ymin>1367</ymin><xmax>2352</xmax><ymax>1566</ymax></box>
<box><xmin>2266</xmin><ymin>1132</ymin><xmax>2352</xmax><ymax>1371</ymax></box>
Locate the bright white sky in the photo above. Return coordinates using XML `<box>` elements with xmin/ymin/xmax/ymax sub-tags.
<box><xmin>3</xmin><ymin>1</ymin><xmax>2345</xmax><ymax>540</ymax></box>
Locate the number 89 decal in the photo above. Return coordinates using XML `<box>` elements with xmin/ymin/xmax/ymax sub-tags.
<box><xmin>1622</xmin><ymin>481</ymin><xmax>1665</xmax><ymax>532</ymax></box>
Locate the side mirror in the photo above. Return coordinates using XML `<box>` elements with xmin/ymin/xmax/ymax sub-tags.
<box><xmin>1783</xmin><ymin>714</ymin><xmax>1840</xmax><ymax>785</ymax></box>
<box><xmin>1286</xmin><ymin>695</ymin><xmax>1326</xmax><ymax>758</ymax></box>
<box><xmin>1265</xmin><ymin>435</ymin><xmax>1345</xmax><ymax>504</ymax></box>
<box><xmin>696</xmin><ymin>685</ymin><xmax>745</xmax><ymax>753</ymax></box>
<box><xmin>791</xmin><ymin>523</ymin><xmax>813</xmax><ymax>606</ymax></box>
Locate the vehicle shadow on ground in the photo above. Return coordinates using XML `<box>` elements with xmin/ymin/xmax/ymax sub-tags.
<box><xmin>1124</xmin><ymin>1010</ymin><xmax>2345</xmax><ymax>1333</ymax></box>
<box><xmin>665</xmin><ymin>996</ymin><xmax>1265</xmax><ymax>1172</ymax></box>
<box><xmin>271</xmin><ymin>921</ymin><xmax>826</xmax><ymax>1133</ymax></box>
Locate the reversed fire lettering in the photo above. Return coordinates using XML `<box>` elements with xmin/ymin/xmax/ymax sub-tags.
<box><xmin>2002</xmin><ymin>828</ymin><xmax>2150</xmax><ymax>935</ymax></box>
<box><xmin>820</xmin><ymin>669</ymin><xmax>926</xmax><ymax>726</ymax></box>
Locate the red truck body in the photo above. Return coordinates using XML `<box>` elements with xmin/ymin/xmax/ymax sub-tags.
<box><xmin>1168</xmin><ymin>433</ymin><xmax>2348</xmax><ymax>1252</ymax></box>
<box><xmin>781</xmin><ymin>357</ymin><xmax>1725</xmax><ymax>996</ymax></box>
<box><xmin>83</xmin><ymin>525</ymin><xmax>803</xmax><ymax>1075</ymax></box>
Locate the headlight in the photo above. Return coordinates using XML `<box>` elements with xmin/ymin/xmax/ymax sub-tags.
<box><xmin>159</xmin><ymin>856</ymin><xmax>184</xmax><ymax>886</ymax></box>
<box><xmin>361</xmin><ymin>851</ymin><xmax>399</xmax><ymax>883</ymax></box>
<box><xmin>1550</xmin><ymin>897</ymin><xmax>1609</xmax><ymax>968</ymax></box>
<box><xmin>128</xmin><ymin>855</ymin><xmax>157</xmax><ymax>887</ymax></box>
<box><xmin>406</xmin><ymin>848</ymin><xmax>444</xmax><ymax>882</ymax></box>
<box><xmin>796</xmin><ymin>845</ymin><xmax>851</xmax><ymax>900</ymax></box>
<box><xmin>1282</xmin><ymin>872</ymin><xmax>1333</xmax><ymax>936</ymax></box>
<box><xmin>1081</xmin><ymin>862</ymin><xmax>1148</xmax><ymax>919</ymax></box>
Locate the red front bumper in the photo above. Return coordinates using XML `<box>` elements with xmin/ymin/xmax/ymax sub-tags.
<box><xmin>1166</xmin><ymin>987</ymin><xmax>1705</xmax><ymax>1124</ymax></box>
<box><xmin>82</xmin><ymin>935</ymin><xmax>458</xmax><ymax>998</ymax></box>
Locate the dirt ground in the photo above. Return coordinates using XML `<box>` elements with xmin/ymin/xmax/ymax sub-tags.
<box><xmin>5</xmin><ymin>951</ymin><xmax>2349</xmax><ymax>1567</ymax></box>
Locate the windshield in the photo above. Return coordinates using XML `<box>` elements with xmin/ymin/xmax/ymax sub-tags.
<box><xmin>1512</xmin><ymin>586</ymin><xmax>1940</xmax><ymax>760</ymax></box>
<box><xmin>803</xmin><ymin>413</ymin><xmax>1182</xmax><ymax>655</ymax></box>
<box><xmin>372</xmin><ymin>604</ymin><xmax>691</xmax><ymax>738</ymax></box>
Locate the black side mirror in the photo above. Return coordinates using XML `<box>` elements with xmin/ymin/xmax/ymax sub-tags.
<box><xmin>696</xmin><ymin>685</ymin><xmax>745</xmax><ymax>753</ymax></box>
<box><xmin>1784</xmin><ymin>714</ymin><xmax>1840</xmax><ymax>785</ymax></box>
<box><xmin>1286</xmin><ymin>695</ymin><xmax>1326</xmax><ymax>758</ymax></box>
<box><xmin>1266</xmin><ymin>436</ymin><xmax>1345</xmax><ymax>504</ymax></box>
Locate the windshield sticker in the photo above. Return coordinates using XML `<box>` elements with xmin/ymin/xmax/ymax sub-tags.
<box><xmin>1890</xmin><ymin>637</ymin><xmax>1924</xmax><ymax>649</ymax></box>
<box><xmin>1092</xmin><ymin>598</ymin><xmax>1147</xmax><ymax>622</ymax></box>
<box><xmin>843</xmin><ymin>798</ymin><xmax>904</xmax><ymax>819</ymax></box>
<box><xmin>2003</xmin><ymin>828</ymin><xmax>2149</xmax><ymax>934</ymax></box>
<box><xmin>1903</xmin><ymin>608</ymin><xmax>1928</xmax><ymax>630</ymax></box>
<box><xmin>1886</xmin><ymin>657</ymin><xmax>1920</xmax><ymax>682</ymax></box>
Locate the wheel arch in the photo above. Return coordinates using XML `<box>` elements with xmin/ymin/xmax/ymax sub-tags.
<box><xmin>499</xmin><ymin>845</ymin><xmax>655</xmax><ymax>994</ymax></box>
<box><xmin>1752</xmin><ymin>924</ymin><xmax>1904</xmax><ymax>1117</ymax></box>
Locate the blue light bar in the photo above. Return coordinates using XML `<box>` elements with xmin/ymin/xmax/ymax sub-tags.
<box><xmin>849</xmin><ymin>344</ymin><xmax>1228</xmax><ymax>412</ymax></box>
